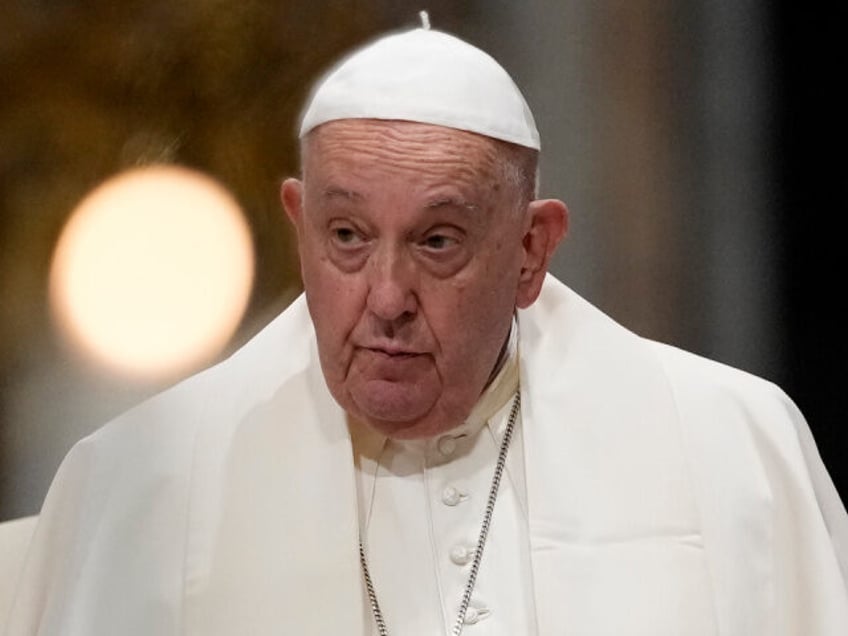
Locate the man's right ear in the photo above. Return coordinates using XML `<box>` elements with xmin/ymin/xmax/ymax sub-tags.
<box><xmin>280</xmin><ymin>178</ymin><xmax>304</xmax><ymax>226</ymax></box>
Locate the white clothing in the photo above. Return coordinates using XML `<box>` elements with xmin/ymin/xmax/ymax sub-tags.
<box><xmin>0</xmin><ymin>518</ymin><xmax>37</xmax><ymax>630</ymax></box>
<box><xmin>351</xmin><ymin>323</ymin><xmax>537</xmax><ymax>634</ymax></box>
<box><xmin>5</xmin><ymin>276</ymin><xmax>848</xmax><ymax>635</ymax></box>
<box><xmin>299</xmin><ymin>27</ymin><xmax>540</xmax><ymax>149</ymax></box>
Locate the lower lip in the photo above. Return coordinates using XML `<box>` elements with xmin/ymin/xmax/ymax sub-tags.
<box><xmin>358</xmin><ymin>348</ymin><xmax>426</xmax><ymax>375</ymax></box>
<box><xmin>368</xmin><ymin>348</ymin><xmax>420</xmax><ymax>358</ymax></box>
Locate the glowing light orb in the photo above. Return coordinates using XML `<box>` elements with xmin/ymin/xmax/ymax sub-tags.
<box><xmin>49</xmin><ymin>165</ymin><xmax>255</xmax><ymax>379</ymax></box>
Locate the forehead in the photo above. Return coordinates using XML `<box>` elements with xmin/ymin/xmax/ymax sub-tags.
<box><xmin>302</xmin><ymin>119</ymin><xmax>504</xmax><ymax>188</ymax></box>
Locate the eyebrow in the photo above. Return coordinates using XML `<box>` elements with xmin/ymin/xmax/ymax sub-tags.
<box><xmin>320</xmin><ymin>188</ymin><xmax>480</xmax><ymax>214</ymax></box>
<box><xmin>425</xmin><ymin>196</ymin><xmax>480</xmax><ymax>212</ymax></box>
<box><xmin>321</xmin><ymin>187</ymin><xmax>364</xmax><ymax>202</ymax></box>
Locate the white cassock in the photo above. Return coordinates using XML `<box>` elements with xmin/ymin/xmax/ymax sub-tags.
<box><xmin>5</xmin><ymin>275</ymin><xmax>848</xmax><ymax>635</ymax></box>
<box><xmin>349</xmin><ymin>321</ymin><xmax>540</xmax><ymax>634</ymax></box>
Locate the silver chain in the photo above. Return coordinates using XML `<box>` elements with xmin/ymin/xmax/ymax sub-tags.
<box><xmin>359</xmin><ymin>392</ymin><xmax>521</xmax><ymax>636</ymax></box>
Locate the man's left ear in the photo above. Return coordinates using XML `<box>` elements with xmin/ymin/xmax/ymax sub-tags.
<box><xmin>515</xmin><ymin>199</ymin><xmax>569</xmax><ymax>308</ymax></box>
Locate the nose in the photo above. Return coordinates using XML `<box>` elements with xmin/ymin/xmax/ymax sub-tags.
<box><xmin>366</xmin><ymin>246</ymin><xmax>417</xmax><ymax>324</ymax></box>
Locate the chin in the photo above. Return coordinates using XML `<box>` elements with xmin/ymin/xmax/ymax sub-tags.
<box><xmin>351</xmin><ymin>400</ymin><xmax>436</xmax><ymax>440</ymax></box>
<box><xmin>331</xmin><ymin>373</ymin><xmax>475</xmax><ymax>440</ymax></box>
<box><xmin>356</xmin><ymin>397</ymin><xmax>473</xmax><ymax>440</ymax></box>
<box><xmin>363</xmin><ymin>414</ymin><xmax>448</xmax><ymax>440</ymax></box>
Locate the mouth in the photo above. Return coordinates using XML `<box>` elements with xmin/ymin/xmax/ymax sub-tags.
<box><xmin>352</xmin><ymin>346</ymin><xmax>432</xmax><ymax>384</ymax></box>
<box><xmin>366</xmin><ymin>347</ymin><xmax>422</xmax><ymax>358</ymax></box>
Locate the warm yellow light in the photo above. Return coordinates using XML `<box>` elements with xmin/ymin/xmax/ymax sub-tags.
<box><xmin>49</xmin><ymin>165</ymin><xmax>255</xmax><ymax>379</ymax></box>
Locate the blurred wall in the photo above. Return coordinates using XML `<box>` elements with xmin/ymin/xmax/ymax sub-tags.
<box><xmin>0</xmin><ymin>0</ymin><xmax>470</xmax><ymax>518</ymax></box>
<box><xmin>480</xmin><ymin>0</ymin><xmax>778</xmax><ymax>372</ymax></box>
<box><xmin>1</xmin><ymin>1</ymin><xmax>843</xmax><ymax>520</ymax></box>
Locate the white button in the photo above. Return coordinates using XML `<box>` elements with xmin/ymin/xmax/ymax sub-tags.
<box><xmin>441</xmin><ymin>486</ymin><xmax>464</xmax><ymax>506</ymax></box>
<box><xmin>437</xmin><ymin>435</ymin><xmax>457</xmax><ymax>456</ymax></box>
<box><xmin>463</xmin><ymin>607</ymin><xmax>491</xmax><ymax>625</ymax></box>
<box><xmin>450</xmin><ymin>545</ymin><xmax>474</xmax><ymax>565</ymax></box>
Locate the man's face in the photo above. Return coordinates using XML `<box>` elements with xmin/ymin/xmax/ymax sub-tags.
<box><xmin>284</xmin><ymin>119</ymin><xmax>534</xmax><ymax>439</ymax></box>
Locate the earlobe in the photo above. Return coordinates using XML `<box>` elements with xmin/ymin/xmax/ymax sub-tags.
<box><xmin>280</xmin><ymin>178</ymin><xmax>304</xmax><ymax>226</ymax></box>
<box><xmin>515</xmin><ymin>198</ymin><xmax>569</xmax><ymax>308</ymax></box>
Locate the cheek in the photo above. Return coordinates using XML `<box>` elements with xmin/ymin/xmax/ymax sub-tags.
<box><xmin>301</xmin><ymin>252</ymin><xmax>364</xmax><ymax>362</ymax></box>
<box><xmin>425</xmin><ymin>271</ymin><xmax>516</xmax><ymax>369</ymax></box>
<box><xmin>451</xmin><ymin>248</ymin><xmax>522</xmax><ymax>318</ymax></box>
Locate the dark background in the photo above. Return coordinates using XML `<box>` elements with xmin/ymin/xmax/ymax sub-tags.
<box><xmin>773</xmin><ymin>6</ymin><xmax>845</xmax><ymax>498</ymax></box>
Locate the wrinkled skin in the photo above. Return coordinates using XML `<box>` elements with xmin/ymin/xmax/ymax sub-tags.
<box><xmin>282</xmin><ymin>119</ymin><xmax>567</xmax><ymax>439</ymax></box>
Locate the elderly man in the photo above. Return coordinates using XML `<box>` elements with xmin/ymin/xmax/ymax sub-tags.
<box><xmin>6</xmin><ymin>22</ymin><xmax>848</xmax><ymax>636</ymax></box>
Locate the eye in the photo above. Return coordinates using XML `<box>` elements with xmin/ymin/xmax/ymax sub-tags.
<box><xmin>328</xmin><ymin>222</ymin><xmax>366</xmax><ymax>249</ymax></box>
<box><xmin>333</xmin><ymin>227</ymin><xmax>358</xmax><ymax>244</ymax></box>
<box><xmin>414</xmin><ymin>227</ymin><xmax>468</xmax><ymax>276</ymax></box>
<box><xmin>418</xmin><ymin>227</ymin><xmax>462</xmax><ymax>252</ymax></box>
<box><xmin>422</xmin><ymin>234</ymin><xmax>456</xmax><ymax>250</ymax></box>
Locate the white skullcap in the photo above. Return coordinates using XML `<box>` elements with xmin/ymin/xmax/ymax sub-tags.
<box><xmin>299</xmin><ymin>25</ymin><xmax>540</xmax><ymax>150</ymax></box>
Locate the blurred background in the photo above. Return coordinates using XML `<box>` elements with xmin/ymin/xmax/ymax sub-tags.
<box><xmin>0</xmin><ymin>1</ymin><xmax>844</xmax><ymax>521</ymax></box>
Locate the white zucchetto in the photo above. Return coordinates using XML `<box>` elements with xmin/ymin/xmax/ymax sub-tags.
<box><xmin>298</xmin><ymin>26</ymin><xmax>540</xmax><ymax>150</ymax></box>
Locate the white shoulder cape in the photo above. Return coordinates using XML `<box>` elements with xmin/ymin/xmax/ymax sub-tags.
<box><xmin>5</xmin><ymin>276</ymin><xmax>847</xmax><ymax>635</ymax></box>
